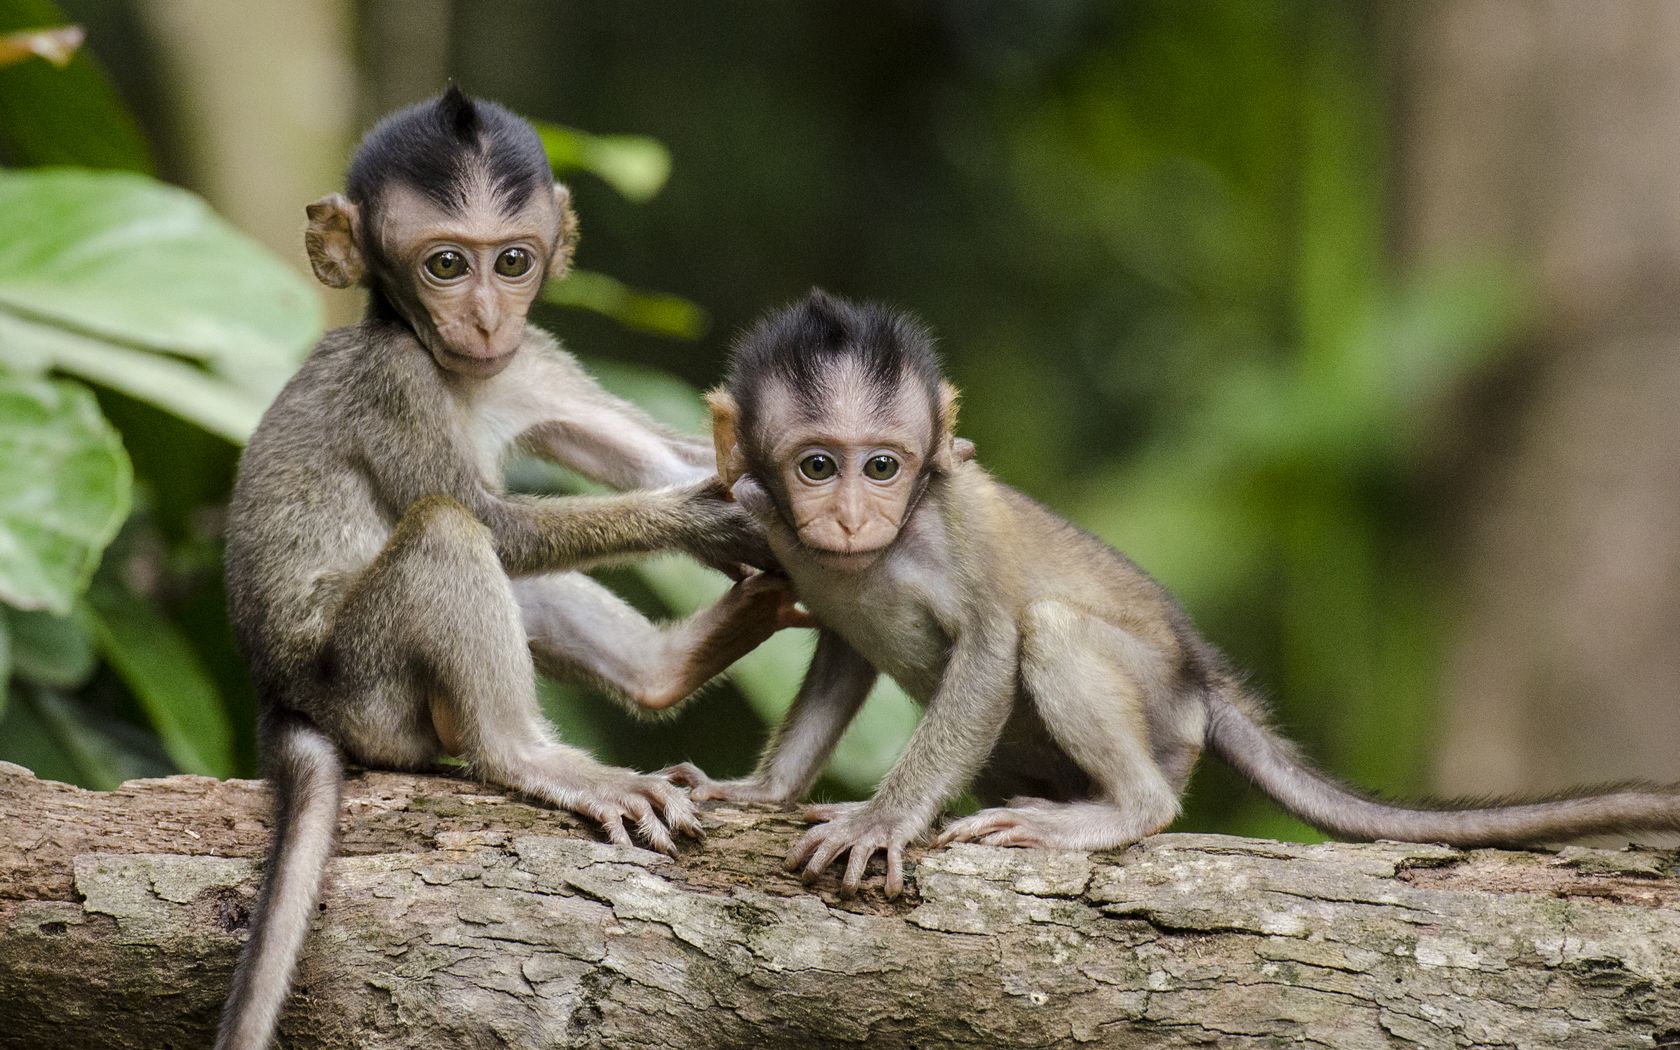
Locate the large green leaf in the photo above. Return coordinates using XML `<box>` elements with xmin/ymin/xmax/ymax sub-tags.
<box><xmin>544</xmin><ymin>269</ymin><xmax>709</xmax><ymax>340</ymax></box>
<box><xmin>84</xmin><ymin>583</ymin><xmax>235</xmax><ymax>778</ymax></box>
<box><xmin>13</xmin><ymin>685</ymin><xmax>167</xmax><ymax>789</ymax></box>
<box><xmin>0</xmin><ymin>169</ymin><xmax>320</xmax><ymax>376</ymax></box>
<box><xmin>4</xmin><ymin>605</ymin><xmax>94</xmax><ymax>687</ymax></box>
<box><xmin>0</xmin><ymin>0</ymin><xmax>153</xmax><ymax>173</ymax></box>
<box><xmin>0</xmin><ymin>312</ymin><xmax>268</xmax><ymax>443</ymax></box>
<box><xmin>0</xmin><ymin>375</ymin><xmax>130</xmax><ymax>613</ymax></box>
<box><xmin>534</xmin><ymin>121</ymin><xmax>673</xmax><ymax>202</ymax></box>
<box><xmin>0</xmin><ymin>611</ymin><xmax>10</xmax><ymax>720</ymax></box>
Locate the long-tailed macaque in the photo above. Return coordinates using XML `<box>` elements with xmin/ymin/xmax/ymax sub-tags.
<box><xmin>665</xmin><ymin>289</ymin><xmax>1680</xmax><ymax>899</ymax></box>
<box><xmin>216</xmin><ymin>88</ymin><xmax>794</xmax><ymax>1050</ymax></box>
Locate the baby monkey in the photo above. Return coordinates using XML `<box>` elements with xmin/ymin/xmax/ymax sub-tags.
<box><xmin>666</xmin><ymin>290</ymin><xmax>1680</xmax><ymax>898</ymax></box>
<box><xmin>217</xmin><ymin>89</ymin><xmax>794</xmax><ymax>1050</ymax></box>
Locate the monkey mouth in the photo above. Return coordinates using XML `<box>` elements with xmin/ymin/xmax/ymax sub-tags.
<box><xmin>436</xmin><ymin>345</ymin><xmax>518</xmax><ymax>377</ymax></box>
<box><xmin>801</xmin><ymin>538</ymin><xmax>893</xmax><ymax>569</ymax></box>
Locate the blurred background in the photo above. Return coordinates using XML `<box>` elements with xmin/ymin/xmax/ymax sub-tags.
<box><xmin>2</xmin><ymin>0</ymin><xmax>1677</xmax><ymax>842</ymax></box>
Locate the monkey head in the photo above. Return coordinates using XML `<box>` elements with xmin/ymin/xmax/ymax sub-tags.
<box><xmin>709</xmin><ymin>290</ymin><xmax>963</xmax><ymax>570</ymax></box>
<box><xmin>304</xmin><ymin>85</ymin><xmax>579</xmax><ymax>378</ymax></box>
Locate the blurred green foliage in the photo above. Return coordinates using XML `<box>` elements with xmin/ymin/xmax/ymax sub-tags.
<box><xmin>0</xmin><ymin>1</ymin><xmax>1524</xmax><ymax>841</ymax></box>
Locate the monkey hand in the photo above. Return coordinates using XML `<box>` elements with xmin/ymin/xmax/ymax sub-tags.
<box><xmin>680</xmin><ymin>479</ymin><xmax>777</xmax><ymax>577</ymax></box>
<box><xmin>657</xmin><ymin>762</ymin><xmax>797</xmax><ymax>806</ymax></box>
<box><xmin>565</xmin><ymin>767</ymin><xmax>705</xmax><ymax>856</ymax></box>
<box><xmin>728</xmin><ymin>571</ymin><xmax>815</xmax><ymax>632</ymax></box>
<box><xmin>785</xmin><ymin>801</ymin><xmax>921</xmax><ymax>899</ymax></box>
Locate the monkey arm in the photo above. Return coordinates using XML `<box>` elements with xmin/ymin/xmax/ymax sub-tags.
<box><xmin>477</xmin><ymin>485</ymin><xmax>769</xmax><ymax>578</ymax></box>
<box><xmin>867</xmin><ymin>618</ymin><xmax>1019</xmax><ymax>828</ymax></box>
<box><xmin>786</xmin><ymin>617</ymin><xmax>1018</xmax><ymax>898</ymax></box>
<box><xmin>519</xmin><ymin>362</ymin><xmax>715</xmax><ymax>490</ymax></box>
<box><xmin>664</xmin><ymin>630</ymin><xmax>877</xmax><ymax>804</ymax></box>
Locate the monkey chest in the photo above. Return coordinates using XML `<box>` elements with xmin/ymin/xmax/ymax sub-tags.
<box><xmin>803</xmin><ymin>579</ymin><xmax>955</xmax><ymax>702</ymax></box>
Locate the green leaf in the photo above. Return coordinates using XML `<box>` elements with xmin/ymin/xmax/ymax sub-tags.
<box><xmin>544</xmin><ymin>269</ymin><xmax>709</xmax><ymax>340</ymax></box>
<box><xmin>0</xmin><ymin>610</ymin><xmax>10</xmax><ymax>720</ymax></box>
<box><xmin>584</xmin><ymin>356</ymin><xmax>713</xmax><ymax>434</ymax></box>
<box><xmin>0</xmin><ymin>0</ymin><xmax>153</xmax><ymax>173</ymax></box>
<box><xmin>0</xmin><ymin>375</ymin><xmax>131</xmax><ymax>614</ymax></box>
<box><xmin>0</xmin><ymin>169</ymin><xmax>320</xmax><ymax>373</ymax></box>
<box><xmin>17</xmin><ymin>685</ymin><xmax>164</xmax><ymax>789</ymax></box>
<box><xmin>84</xmin><ymin>583</ymin><xmax>235</xmax><ymax>778</ymax></box>
<box><xmin>0</xmin><ymin>312</ymin><xmax>268</xmax><ymax>443</ymax></box>
<box><xmin>533</xmin><ymin>121</ymin><xmax>673</xmax><ymax>201</ymax></box>
<box><xmin>5</xmin><ymin>604</ymin><xmax>94</xmax><ymax>687</ymax></box>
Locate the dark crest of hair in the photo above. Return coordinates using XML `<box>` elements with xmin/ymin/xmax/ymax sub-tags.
<box><xmin>727</xmin><ymin>289</ymin><xmax>942</xmax><ymax>421</ymax></box>
<box><xmin>346</xmin><ymin>84</ymin><xmax>549</xmax><ymax>219</ymax></box>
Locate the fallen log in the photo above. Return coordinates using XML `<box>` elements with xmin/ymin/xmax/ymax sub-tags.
<box><xmin>2</xmin><ymin>761</ymin><xmax>1677</xmax><ymax>1048</ymax></box>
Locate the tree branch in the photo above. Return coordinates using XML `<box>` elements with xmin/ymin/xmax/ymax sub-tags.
<box><xmin>2</xmin><ymin>761</ymin><xmax>1678</xmax><ymax>1048</ymax></box>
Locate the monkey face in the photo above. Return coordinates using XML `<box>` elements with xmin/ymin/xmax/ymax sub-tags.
<box><xmin>759</xmin><ymin>368</ymin><xmax>934</xmax><ymax>566</ymax></box>
<box><xmin>376</xmin><ymin>183</ymin><xmax>561</xmax><ymax>377</ymax></box>
<box><xmin>307</xmin><ymin>180</ymin><xmax>577</xmax><ymax>380</ymax></box>
<box><xmin>777</xmin><ymin>443</ymin><xmax>921</xmax><ymax>563</ymax></box>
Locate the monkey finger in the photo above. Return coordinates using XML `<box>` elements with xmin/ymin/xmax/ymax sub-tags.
<box><xmin>840</xmin><ymin>842</ymin><xmax>876</xmax><ymax>896</ymax></box>
<box><xmin>934</xmin><ymin>815</ymin><xmax>994</xmax><ymax>845</ymax></box>
<box><xmin>885</xmin><ymin>848</ymin><xmax>905</xmax><ymax>899</ymax></box>
<box><xmin>980</xmin><ymin>828</ymin><xmax>1041</xmax><ymax>848</ymax></box>
<box><xmin>801</xmin><ymin>803</ymin><xmax>850</xmax><ymax>823</ymax></box>
<box><xmin>801</xmin><ymin>838</ymin><xmax>849</xmax><ymax>885</ymax></box>
<box><xmin>600</xmin><ymin>814</ymin><xmax>634</xmax><ymax>848</ymax></box>
<box><xmin>653</xmin><ymin>790</ymin><xmax>704</xmax><ymax>838</ymax></box>
<box><xmin>777</xmin><ymin>603</ymin><xmax>818</xmax><ymax>630</ymax></box>
<box><xmin>656</xmin><ymin>762</ymin><xmax>706</xmax><ymax>788</ymax></box>
<box><xmin>635</xmin><ymin>810</ymin><xmax>679</xmax><ymax>856</ymax></box>
<box><xmin>785</xmin><ymin>827</ymin><xmax>826</xmax><ymax>872</ymax></box>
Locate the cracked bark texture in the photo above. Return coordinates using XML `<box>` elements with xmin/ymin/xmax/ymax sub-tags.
<box><xmin>2</xmin><ymin>763</ymin><xmax>1678</xmax><ymax>1049</ymax></box>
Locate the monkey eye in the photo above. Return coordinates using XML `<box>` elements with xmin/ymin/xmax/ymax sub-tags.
<box><xmin>495</xmin><ymin>247</ymin><xmax>532</xmax><ymax>277</ymax></box>
<box><xmin>798</xmin><ymin>454</ymin><xmax>837</xmax><ymax>481</ymax></box>
<box><xmin>425</xmin><ymin>250</ymin><xmax>467</xmax><ymax>280</ymax></box>
<box><xmin>863</xmin><ymin>455</ymin><xmax>900</xmax><ymax>481</ymax></box>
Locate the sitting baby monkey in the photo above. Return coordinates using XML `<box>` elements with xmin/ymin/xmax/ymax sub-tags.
<box><xmin>217</xmin><ymin>88</ymin><xmax>795</xmax><ymax>1050</ymax></box>
<box><xmin>665</xmin><ymin>289</ymin><xmax>1680</xmax><ymax>898</ymax></box>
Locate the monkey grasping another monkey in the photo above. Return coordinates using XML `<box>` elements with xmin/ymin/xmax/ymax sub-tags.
<box><xmin>664</xmin><ymin>289</ymin><xmax>1680</xmax><ymax>899</ymax></box>
<box><xmin>217</xmin><ymin>88</ymin><xmax>798</xmax><ymax>1050</ymax></box>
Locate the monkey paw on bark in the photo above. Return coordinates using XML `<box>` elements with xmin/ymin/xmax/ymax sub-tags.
<box><xmin>551</xmin><ymin>768</ymin><xmax>704</xmax><ymax>856</ymax></box>
<box><xmin>658</xmin><ymin>762</ymin><xmax>798</xmax><ymax>806</ymax></box>
<box><xmin>785</xmin><ymin>801</ymin><xmax>921</xmax><ymax>899</ymax></box>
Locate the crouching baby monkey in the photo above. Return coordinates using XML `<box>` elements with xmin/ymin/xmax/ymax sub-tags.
<box><xmin>665</xmin><ymin>289</ymin><xmax>1680</xmax><ymax>898</ymax></box>
<box><xmin>216</xmin><ymin>87</ymin><xmax>795</xmax><ymax>1050</ymax></box>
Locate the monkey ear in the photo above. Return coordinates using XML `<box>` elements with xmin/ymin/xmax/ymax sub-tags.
<box><xmin>931</xmin><ymin>380</ymin><xmax>963</xmax><ymax>471</ymax></box>
<box><xmin>304</xmin><ymin>194</ymin><xmax>364</xmax><ymax>289</ymax></box>
<box><xmin>548</xmin><ymin>182</ymin><xmax>580</xmax><ymax>278</ymax></box>
<box><xmin>704</xmin><ymin>388</ymin><xmax>748</xmax><ymax>493</ymax></box>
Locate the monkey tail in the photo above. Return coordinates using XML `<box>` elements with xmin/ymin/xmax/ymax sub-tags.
<box><xmin>214</xmin><ymin>712</ymin><xmax>344</xmax><ymax>1050</ymax></box>
<box><xmin>1205</xmin><ymin>688</ymin><xmax>1680</xmax><ymax>847</ymax></box>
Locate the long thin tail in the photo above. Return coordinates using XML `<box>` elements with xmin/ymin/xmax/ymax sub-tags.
<box><xmin>1206</xmin><ymin>690</ymin><xmax>1680</xmax><ymax>847</ymax></box>
<box><xmin>214</xmin><ymin>713</ymin><xmax>344</xmax><ymax>1050</ymax></box>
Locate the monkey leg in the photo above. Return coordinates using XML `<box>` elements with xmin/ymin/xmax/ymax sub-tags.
<box><xmin>322</xmin><ymin>495</ymin><xmax>698</xmax><ymax>852</ymax></box>
<box><xmin>514</xmin><ymin>570</ymin><xmax>798</xmax><ymax>713</ymax></box>
<box><xmin>938</xmin><ymin>602</ymin><xmax>1182</xmax><ymax>851</ymax></box>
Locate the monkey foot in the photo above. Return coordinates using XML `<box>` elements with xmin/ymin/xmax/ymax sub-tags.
<box><xmin>936</xmin><ymin>798</ymin><xmax>1166</xmax><ymax>851</ymax></box>
<box><xmin>657</xmin><ymin>763</ymin><xmax>793</xmax><ymax>805</ymax></box>
<box><xmin>785</xmin><ymin>801</ymin><xmax>919</xmax><ymax>899</ymax></box>
<box><xmin>536</xmin><ymin>769</ymin><xmax>704</xmax><ymax>856</ymax></box>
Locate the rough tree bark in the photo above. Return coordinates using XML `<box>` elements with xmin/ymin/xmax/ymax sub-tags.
<box><xmin>2</xmin><ymin>762</ymin><xmax>1677</xmax><ymax>1049</ymax></box>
